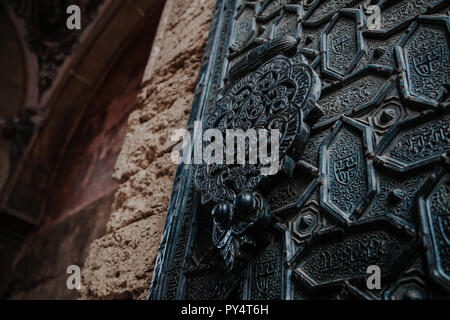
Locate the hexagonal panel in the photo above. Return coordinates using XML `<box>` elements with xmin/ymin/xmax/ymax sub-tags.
<box><xmin>396</xmin><ymin>16</ymin><xmax>450</xmax><ymax>109</ymax></box>
<box><xmin>294</xmin><ymin>222</ymin><xmax>415</xmax><ymax>289</ymax></box>
<box><xmin>243</xmin><ymin>238</ymin><xmax>285</xmax><ymax>300</ymax></box>
<box><xmin>320</xmin><ymin>117</ymin><xmax>376</xmax><ymax>225</ymax></box>
<box><xmin>321</xmin><ymin>9</ymin><xmax>365</xmax><ymax>79</ymax></box>
<box><xmin>372</xmin><ymin>102</ymin><xmax>403</xmax><ymax>129</ymax></box>
<box><xmin>376</xmin><ymin>110</ymin><xmax>450</xmax><ymax>172</ymax></box>
<box><xmin>230</xmin><ymin>2</ymin><xmax>260</xmax><ymax>52</ymax></box>
<box><xmin>417</xmin><ymin>167</ymin><xmax>450</xmax><ymax>292</ymax></box>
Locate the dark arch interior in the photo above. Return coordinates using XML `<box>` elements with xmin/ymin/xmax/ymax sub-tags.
<box><xmin>0</xmin><ymin>1</ymin><xmax>165</xmax><ymax>299</ymax></box>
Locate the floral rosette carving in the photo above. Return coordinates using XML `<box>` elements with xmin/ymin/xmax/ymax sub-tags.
<box><xmin>193</xmin><ymin>54</ymin><xmax>322</xmax><ymax>273</ymax></box>
<box><xmin>194</xmin><ymin>55</ymin><xmax>321</xmax><ymax>204</ymax></box>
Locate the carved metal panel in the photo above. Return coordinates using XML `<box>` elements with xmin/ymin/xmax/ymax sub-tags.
<box><xmin>149</xmin><ymin>0</ymin><xmax>450</xmax><ymax>300</ymax></box>
<box><xmin>417</xmin><ymin>165</ymin><xmax>450</xmax><ymax>291</ymax></box>
<box><xmin>396</xmin><ymin>16</ymin><xmax>450</xmax><ymax>109</ymax></box>
<box><xmin>321</xmin><ymin>9</ymin><xmax>365</xmax><ymax>79</ymax></box>
<box><xmin>376</xmin><ymin>110</ymin><xmax>450</xmax><ymax>172</ymax></box>
<box><xmin>320</xmin><ymin>117</ymin><xmax>376</xmax><ymax>225</ymax></box>
<box><xmin>294</xmin><ymin>221</ymin><xmax>416</xmax><ymax>290</ymax></box>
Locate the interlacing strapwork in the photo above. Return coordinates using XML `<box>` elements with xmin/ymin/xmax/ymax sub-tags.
<box><xmin>150</xmin><ymin>0</ymin><xmax>450</xmax><ymax>300</ymax></box>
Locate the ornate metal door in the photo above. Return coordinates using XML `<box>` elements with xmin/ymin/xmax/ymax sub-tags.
<box><xmin>149</xmin><ymin>0</ymin><xmax>450</xmax><ymax>300</ymax></box>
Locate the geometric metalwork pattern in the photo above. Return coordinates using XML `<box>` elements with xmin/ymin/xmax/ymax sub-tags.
<box><xmin>320</xmin><ymin>117</ymin><xmax>376</xmax><ymax>225</ymax></box>
<box><xmin>314</xmin><ymin>69</ymin><xmax>394</xmax><ymax>129</ymax></box>
<box><xmin>321</xmin><ymin>9</ymin><xmax>365</xmax><ymax>79</ymax></box>
<box><xmin>378</xmin><ymin>0</ymin><xmax>446</xmax><ymax>33</ymax></box>
<box><xmin>185</xmin><ymin>267</ymin><xmax>237</xmax><ymax>300</ymax></box>
<box><xmin>286</xmin><ymin>189</ymin><xmax>323</xmax><ymax>261</ymax></box>
<box><xmin>270</xmin><ymin>5</ymin><xmax>303</xmax><ymax>40</ymax></box>
<box><xmin>417</xmin><ymin>165</ymin><xmax>450</xmax><ymax>291</ymax></box>
<box><xmin>230</xmin><ymin>2</ymin><xmax>259</xmax><ymax>52</ymax></box>
<box><xmin>364</xmin><ymin>91</ymin><xmax>408</xmax><ymax>145</ymax></box>
<box><xmin>243</xmin><ymin>238</ymin><xmax>285</xmax><ymax>299</ymax></box>
<box><xmin>376</xmin><ymin>110</ymin><xmax>450</xmax><ymax>172</ymax></box>
<box><xmin>294</xmin><ymin>221</ymin><xmax>415</xmax><ymax>290</ymax></box>
<box><xmin>356</xmin><ymin>30</ymin><xmax>403</xmax><ymax>73</ymax></box>
<box><xmin>258</xmin><ymin>0</ymin><xmax>295</xmax><ymax>21</ymax></box>
<box><xmin>305</xmin><ymin>0</ymin><xmax>357</xmax><ymax>26</ymax></box>
<box><xmin>383</xmin><ymin>256</ymin><xmax>430</xmax><ymax>300</ymax></box>
<box><xmin>193</xmin><ymin>47</ymin><xmax>322</xmax><ymax>271</ymax></box>
<box><xmin>363</xmin><ymin>170</ymin><xmax>429</xmax><ymax>229</ymax></box>
<box><xmin>149</xmin><ymin>0</ymin><xmax>450</xmax><ymax>300</ymax></box>
<box><xmin>395</xmin><ymin>16</ymin><xmax>450</xmax><ymax>109</ymax></box>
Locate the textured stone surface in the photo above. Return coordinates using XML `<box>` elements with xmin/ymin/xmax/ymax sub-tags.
<box><xmin>80</xmin><ymin>0</ymin><xmax>215</xmax><ymax>300</ymax></box>
<box><xmin>81</xmin><ymin>215</ymin><xmax>166</xmax><ymax>300</ymax></box>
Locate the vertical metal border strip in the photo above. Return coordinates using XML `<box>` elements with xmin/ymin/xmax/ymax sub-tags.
<box><xmin>148</xmin><ymin>0</ymin><xmax>236</xmax><ymax>300</ymax></box>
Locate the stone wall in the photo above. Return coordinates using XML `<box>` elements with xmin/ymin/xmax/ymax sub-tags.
<box><xmin>80</xmin><ymin>0</ymin><xmax>215</xmax><ymax>300</ymax></box>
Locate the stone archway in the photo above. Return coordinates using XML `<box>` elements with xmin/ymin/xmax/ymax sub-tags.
<box><xmin>0</xmin><ymin>0</ymin><xmax>166</xmax><ymax>299</ymax></box>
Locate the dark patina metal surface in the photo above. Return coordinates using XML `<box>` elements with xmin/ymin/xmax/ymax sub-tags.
<box><xmin>149</xmin><ymin>0</ymin><xmax>450</xmax><ymax>300</ymax></box>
